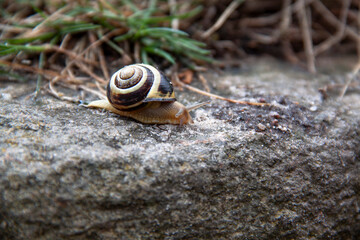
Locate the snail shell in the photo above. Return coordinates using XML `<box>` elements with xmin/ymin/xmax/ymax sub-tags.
<box><xmin>88</xmin><ymin>64</ymin><xmax>193</xmax><ymax>125</ymax></box>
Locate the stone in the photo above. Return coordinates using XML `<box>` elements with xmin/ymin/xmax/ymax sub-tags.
<box><xmin>0</xmin><ymin>57</ymin><xmax>359</xmax><ymax>239</ymax></box>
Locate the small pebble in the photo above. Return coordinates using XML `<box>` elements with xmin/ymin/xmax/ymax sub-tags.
<box><xmin>259</xmin><ymin>98</ymin><xmax>267</xmax><ymax>103</ymax></box>
<box><xmin>278</xmin><ymin>125</ymin><xmax>289</xmax><ymax>132</ymax></box>
<box><xmin>257</xmin><ymin>123</ymin><xmax>267</xmax><ymax>131</ymax></box>
<box><xmin>310</xmin><ymin>105</ymin><xmax>317</xmax><ymax>112</ymax></box>
<box><xmin>272</xmin><ymin>119</ymin><xmax>279</xmax><ymax>126</ymax></box>
<box><xmin>269</xmin><ymin>111</ymin><xmax>281</xmax><ymax>119</ymax></box>
<box><xmin>1</xmin><ymin>93</ymin><xmax>12</xmax><ymax>100</ymax></box>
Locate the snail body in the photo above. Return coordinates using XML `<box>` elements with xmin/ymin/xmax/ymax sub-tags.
<box><xmin>88</xmin><ymin>64</ymin><xmax>197</xmax><ymax>125</ymax></box>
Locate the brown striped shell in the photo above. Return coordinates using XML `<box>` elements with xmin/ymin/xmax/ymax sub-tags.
<box><xmin>107</xmin><ymin>64</ymin><xmax>176</xmax><ymax>110</ymax></box>
<box><xmin>85</xmin><ymin>63</ymin><xmax>194</xmax><ymax>124</ymax></box>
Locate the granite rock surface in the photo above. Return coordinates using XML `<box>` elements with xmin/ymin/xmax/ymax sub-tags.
<box><xmin>0</xmin><ymin>58</ymin><xmax>359</xmax><ymax>239</ymax></box>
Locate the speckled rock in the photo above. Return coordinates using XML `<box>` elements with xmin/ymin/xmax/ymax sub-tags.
<box><xmin>0</xmin><ymin>57</ymin><xmax>359</xmax><ymax>239</ymax></box>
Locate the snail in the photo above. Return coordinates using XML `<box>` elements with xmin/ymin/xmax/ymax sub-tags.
<box><xmin>87</xmin><ymin>63</ymin><xmax>208</xmax><ymax>125</ymax></box>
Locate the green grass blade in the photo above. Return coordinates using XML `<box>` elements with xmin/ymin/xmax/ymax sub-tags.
<box><xmin>175</xmin><ymin>38</ymin><xmax>211</xmax><ymax>55</ymax></box>
<box><xmin>97</xmin><ymin>32</ymin><xmax>125</xmax><ymax>55</ymax></box>
<box><xmin>136</xmin><ymin>27</ymin><xmax>188</xmax><ymax>38</ymax></box>
<box><xmin>30</xmin><ymin>3</ymin><xmax>48</xmax><ymax>19</ymax></box>
<box><xmin>140</xmin><ymin>15</ymin><xmax>177</xmax><ymax>24</ymax></box>
<box><xmin>180</xmin><ymin>37</ymin><xmax>207</xmax><ymax>47</ymax></box>
<box><xmin>99</xmin><ymin>9</ymin><xmax>126</xmax><ymax>21</ymax></box>
<box><xmin>66</xmin><ymin>6</ymin><xmax>96</xmax><ymax>16</ymax></box>
<box><xmin>143</xmin><ymin>0</ymin><xmax>157</xmax><ymax>19</ymax></box>
<box><xmin>97</xmin><ymin>0</ymin><xmax>121</xmax><ymax>15</ymax></box>
<box><xmin>185</xmin><ymin>51</ymin><xmax>215</xmax><ymax>63</ymax></box>
<box><xmin>92</xmin><ymin>15</ymin><xmax>116</xmax><ymax>30</ymax></box>
<box><xmin>162</xmin><ymin>36</ymin><xmax>210</xmax><ymax>55</ymax></box>
<box><xmin>176</xmin><ymin>6</ymin><xmax>203</xmax><ymax>19</ymax></box>
<box><xmin>59</xmin><ymin>23</ymin><xmax>100</xmax><ymax>35</ymax></box>
<box><xmin>5</xmin><ymin>32</ymin><xmax>55</xmax><ymax>44</ymax></box>
<box><xmin>144</xmin><ymin>46</ymin><xmax>175</xmax><ymax>64</ymax></box>
<box><xmin>142</xmin><ymin>6</ymin><xmax>203</xmax><ymax>24</ymax></box>
<box><xmin>141</xmin><ymin>48</ymin><xmax>150</xmax><ymax>64</ymax></box>
<box><xmin>0</xmin><ymin>44</ymin><xmax>47</xmax><ymax>56</ymax></box>
<box><xmin>114</xmin><ymin>31</ymin><xmax>134</xmax><ymax>42</ymax></box>
<box><xmin>106</xmin><ymin>40</ymin><xmax>125</xmax><ymax>55</ymax></box>
<box><xmin>122</xmin><ymin>0</ymin><xmax>139</xmax><ymax>12</ymax></box>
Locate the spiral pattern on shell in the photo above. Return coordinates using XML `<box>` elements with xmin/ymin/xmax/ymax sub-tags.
<box><xmin>107</xmin><ymin>64</ymin><xmax>176</xmax><ymax>110</ymax></box>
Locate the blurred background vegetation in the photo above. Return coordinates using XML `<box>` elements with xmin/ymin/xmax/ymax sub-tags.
<box><xmin>0</xmin><ymin>0</ymin><xmax>358</xmax><ymax>100</ymax></box>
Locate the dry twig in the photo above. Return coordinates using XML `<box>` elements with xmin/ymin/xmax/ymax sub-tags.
<box><xmin>202</xmin><ymin>0</ymin><xmax>245</xmax><ymax>39</ymax></box>
<box><xmin>173</xmin><ymin>73</ymin><xmax>270</xmax><ymax>106</ymax></box>
<box><xmin>0</xmin><ymin>59</ymin><xmax>61</xmax><ymax>78</ymax></box>
<box><xmin>312</xmin><ymin>0</ymin><xmax>358</xmax><ymax>41</ymax></box>
<box><xmin>313</xmin><ymin>0</ymin><xmax>351</xmax><ymax>56</ymax></box>
<box><xmin>339</xmin><ymin>0</ymin><xmax>360</xmax><ymax>99</ymax></box>
<box><xmin>297</xmin><ymin>0</ymin><xmax>316</xmax><ymax>73</ymax></box>
<box><xmin>249</xmin><ymin>0</ymin><xmax>291</xmax><ymax>44</ymax></box>
<box><xmin>198</xmin><ymin>73</ymin><xmax>211</xmax><ymax>92</ymax></box>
